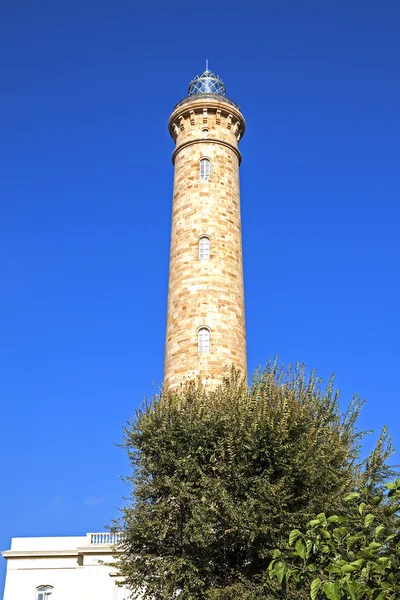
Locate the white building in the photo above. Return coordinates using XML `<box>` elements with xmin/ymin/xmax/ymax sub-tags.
<box><xmin>2</xmin><ymin>533</ymin><xmax>131</xmax><ymax>600</ymax></box>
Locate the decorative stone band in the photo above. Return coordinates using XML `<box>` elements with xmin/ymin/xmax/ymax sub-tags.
<box><xmin>172</xmin><ymin>137</ymin><xmax>242</xmax><ymax>165</ymax></box>
<box><xmin>168</xmin><ymin>96</ymin><xmax>246</xmax><ymax>144</ymax></box>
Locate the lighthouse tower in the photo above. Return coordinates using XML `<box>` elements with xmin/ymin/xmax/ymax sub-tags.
<box><xmin>164</xmin><ymin>67</ymin><xmax>246</xmax><ymax>390</ymax></box>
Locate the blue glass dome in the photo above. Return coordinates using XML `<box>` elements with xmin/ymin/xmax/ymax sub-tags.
<box><xmin>188</xmin><ymin>69</ymin><xmax>226</xmax><ymax>96</ymax></box>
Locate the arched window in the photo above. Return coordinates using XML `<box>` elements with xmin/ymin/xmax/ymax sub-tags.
<box><xmin>36</xmin><ymin>586</ymin><xmax>53</xmax><ymax>600</ymax></box>
<box><xmin>199</xmin><ymin>236</ymin><xmax>210</xmax><ymax>260</ymax></box>
<box><xmin>199</xmin><ymin>158</ymin><xmax>211</xmax><ymax>181</ymax></box>
<box><xmin>198</xmin><ymin>327</ymin><xmax>210</xmax><ymax>352</ymax></box>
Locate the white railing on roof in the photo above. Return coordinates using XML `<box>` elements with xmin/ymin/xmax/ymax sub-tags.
<box><xmin>88</xmin><ymin>532</ymin><xmax>124</xmax><ymax>545</ymax></box>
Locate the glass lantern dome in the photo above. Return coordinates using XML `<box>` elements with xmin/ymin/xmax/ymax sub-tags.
<box><xmin>188</xmin><ymin>69</ymin><xmax>226</xmax><ymax>96</ymax></box>
<box><xmin>172</xmin><ymin>65</ymin><xmax>239</xmax><ymax>110</ymax></box>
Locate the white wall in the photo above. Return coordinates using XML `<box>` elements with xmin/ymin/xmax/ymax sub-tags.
<box><xmin>10</xmin><ymin>536</ymin><xmax>86</xmax><ymax>551</ymax></box>
<box><xmin>2</xmin><ymin>536</ymin><xmax>132</xmax><ymax>600</ymax></box>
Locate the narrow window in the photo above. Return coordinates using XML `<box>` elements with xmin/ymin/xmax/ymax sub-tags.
<box><xmin>36</xmin><ymin>586</ymin><xmax>53</xmax><ymax>600</ymax></box>
<box><xmin>199</xmin><ymin>236</ymin><xmax>210</xmax><ymax>260</ymax></box>
<box><xmin>200</xmin><ymin>158</ymin><xmax>211</xmax><ymax>181</ymax></box>
<box><xmin>198</xmin><ymin>327</ymin><xmax>210</xmax><ymax>352</ymax></box>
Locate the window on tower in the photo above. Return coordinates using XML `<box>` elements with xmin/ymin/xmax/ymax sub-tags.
<box><xmin>198</xmin><ymin>327</ymin><xmax>210</xmax><ymax>352</ymax></box>
<box><xmin>199</xmin><ymin>158</ymin><xmax>211</xmax><ymax>181</ymax></box>
<box><xmin>199</xmin><ymin>236</ymin><xmax>210</xmax><ymax>260</ymax></box>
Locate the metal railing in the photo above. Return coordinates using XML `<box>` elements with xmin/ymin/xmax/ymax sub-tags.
<box><xmin>173</xmin><ymin>93</ymin><xmax>240</xmax><ymax>111</ymax></box>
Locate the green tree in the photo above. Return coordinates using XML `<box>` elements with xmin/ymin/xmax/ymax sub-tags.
<box><xmin>113</xmin><ymin>362</ymin><xmax>395</xmax><ymax>600</ymax></box>
<box><xmin>269</xmin><ymin>480</ymin><xmax>400</xmax><ymax>599</ymax></box>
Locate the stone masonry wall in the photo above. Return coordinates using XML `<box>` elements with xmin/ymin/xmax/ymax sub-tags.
<box><xmin>164</xmin><ymin>97</ymin><xmax>246</xmax><ymax>390</ymax></box>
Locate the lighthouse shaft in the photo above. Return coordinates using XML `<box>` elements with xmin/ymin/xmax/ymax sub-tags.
<box><xmin>164</xmin><ymin>78</ymin><xmax>246</xmax><ymax>390</ymax></box>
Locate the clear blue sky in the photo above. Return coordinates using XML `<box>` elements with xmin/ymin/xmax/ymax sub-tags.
<box><xmin>1</xmin><ymin>0</ymin><xmax>399</xmax><ymax>593</ymax></box>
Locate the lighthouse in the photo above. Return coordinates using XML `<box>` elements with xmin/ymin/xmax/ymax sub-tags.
<box><xmin>164</xmin><ymin>67</ymin><xmax>247</xmax><ymax>389</ymax></box>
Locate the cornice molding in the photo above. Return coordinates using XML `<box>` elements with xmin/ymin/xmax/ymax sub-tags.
<box><xmin>2</xmin><ymin>546</ymin><xmax>120</xmax><ymax>559</ymax></box>
<box><xmin>168</xmin><ymin>97</ymin><xmax>246</xmax><ymax>140</ymax></box>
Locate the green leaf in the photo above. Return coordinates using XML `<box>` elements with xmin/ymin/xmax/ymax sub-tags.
<box><xmin>385</xmin><ymin>481</ymin><xmax>397</xmax><ymax>490</ymax></box>
<box><xmin>327</xmin><ymin>515</ymin><xmax>339</xmax><ymax>523</ymax></box>
<box><xmin>295</xmin><ymin>538</ymin><xmax>307</xmax><ymax>559</ymax></box>
<box><xmin>343</xmin><ymin>581</ymin><xmax>358</xmax><ymax>600</ymax></box>
<box><xmin>367</xmin><ymin>541</ymin><xmax>381</xmax><ymax>551</ymax></box>
<box><xmin>375</xmin><ymin>524</ymin><xmax>385</xmax><ymax>537</ymax></box>
<box><xmin>344</xmin><ymin>492</ymin><xmax>360</xmax><ymax>501</ymax></box>
<box><xmin>364</xmin><ymin>513</ymin><xmax>375</xmax><ymax>528</ymax></box>
<box><xmin>309</xmin><ymin>519</ymin><xmax>322</xmax><ymax>527</ymax></box>
<box><xmin>341</xmin><ymin>564</ymin><xmax>358</xmax><ymax>573</ymax></box>
<box><xmin>273</xmin><ymin>561</ymin><xmax>288</xmax><ymax>584</ymax></box>
<box><xmin>326</xmin><ymin>564</ymin><xmax>342</xmax><ymax>576</ymax></box>
<box><xmin>310</xmin><ymin>577</ymin><xmax>321</xmax><ymax>600</ymax></box>
<box><xmin>333</xmin><ymin>527</ymin><xmax>347</xmax><ymax>541</ymax></box>
<box><xmin>289</xmin><ymin>529</ymin><xmax>302</xmax><ymax>546</ymax></box>
<box><xmin>358</xmin><ymin>501</ymin><xmax>366</xmax><ymax>515</ymax></box>
<box><xmin>312</xmin><ymin>542</ymin><xmax>320</xmax><ymax>554</ymax></box>
<box><xmin>346</xmin><ymin>535</ymin><xmax>359</xmax><ymax>548</ymax></box>
<box><xmin>349</xmin><ymin>558</ymin><xmax>365</xmax><ymax>570</ymax></box>
<box><xmin>322</xmin><ymin>581</ymin><xmax>340</xmax><ymax>600</ymax></box>
<box><xmin>268</xmin><ymin>559</ymin><xmax>277</xmax><ymax>575</ymax></box>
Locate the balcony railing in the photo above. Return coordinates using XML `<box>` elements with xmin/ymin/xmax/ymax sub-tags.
<box><xmin>87</xmin><ymin>532</ymin><xmax>124</xmax><ymax>546</ymax></box>
<box><xmin>173</xmin><ymin>93</ymin><xmax>239</xmax><ymax>111</ymax></box>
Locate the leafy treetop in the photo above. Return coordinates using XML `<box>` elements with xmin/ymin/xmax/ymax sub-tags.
<box><xmin>113</xmin><ymin>362</ymin><xmax>395</xmax><ymax>600</ymax></box>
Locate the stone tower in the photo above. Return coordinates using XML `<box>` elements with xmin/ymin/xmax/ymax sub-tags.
<box><xmin>164</xmin><ymin>68</ymin><xmax>246</xmax><ymax>390</ymax></box>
